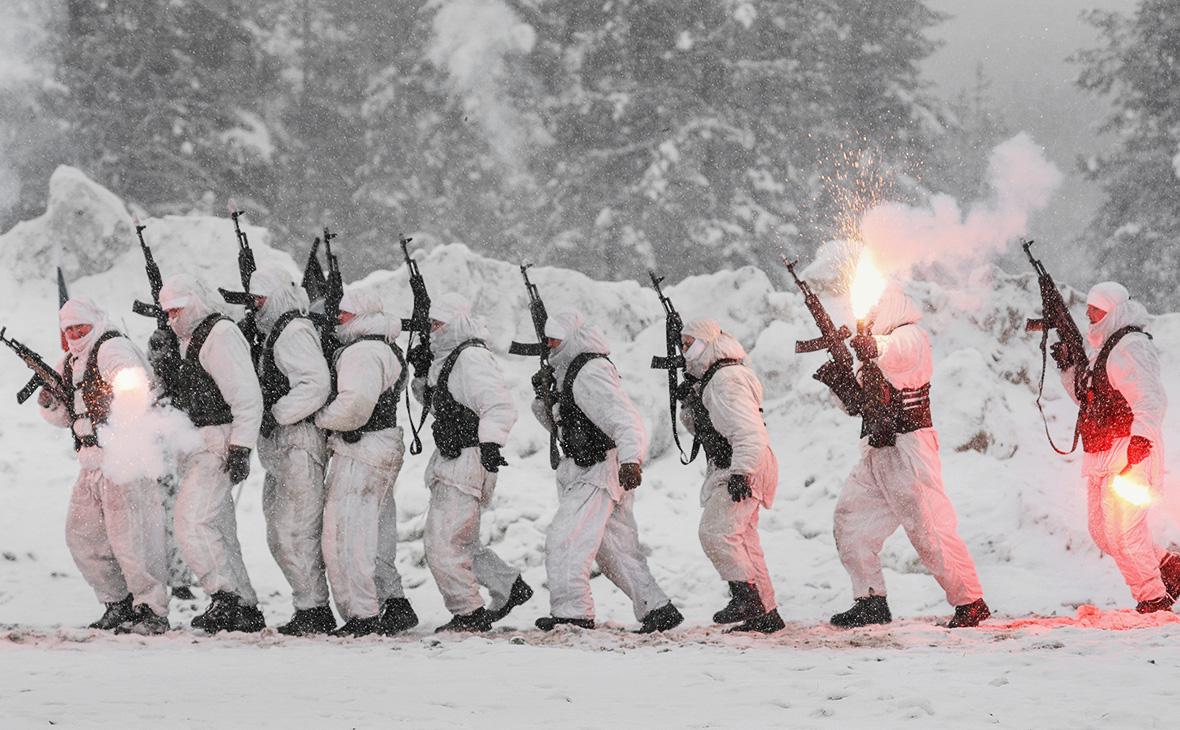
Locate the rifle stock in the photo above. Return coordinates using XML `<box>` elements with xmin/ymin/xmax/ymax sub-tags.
<box><xmin>1</xmin><ymin>327</ymin><xmax>69</xmax><ymax>405</ymax></box>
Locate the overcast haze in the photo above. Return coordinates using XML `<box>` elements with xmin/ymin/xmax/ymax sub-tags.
<box><xmin>924</xmin><ymin>0</ymin><xmax>1138</xmax><ymax>274</ymax></box>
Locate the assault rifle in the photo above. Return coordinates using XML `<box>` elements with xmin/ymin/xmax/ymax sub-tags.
<box><xmin>508</xmin><ymin>264</ymin><xmax>560</xmax><ymax>470</ymax></box>
<box><xmin>302</xmin><ymin>235</ymin><xmax>328</xmax><ymax>305</ymax></box>
<box><xmin>56</xmin><ymin>266</ymin><xmax>69</xmax><ymax>351</ymax></box>
<box><xmin>1</xmin><ymin>327</ymin><xmax>69</xmax><ymax>406</ymax></box>
<box><xmin>399</xmin><ymin>236</ymin><xmax>431</xmax><ymax>455</ymax></box>
<box><xmin>129</xmin><ymin>217</ymin><xmax>182</xmax><ymax>395</ymax></box>
<box><xmin>783</xmin><ymin>256</ymin><xmax>863</xmax><ymax>414</ymax></box>
<box><xmin>1023</xmin><ymin>238</ymin><xmax>1087</xmax><ymax>454</ymax></box>
<box><xmin>648</xmin><ymin>271</ymin><xmax>693</xmax><ymax>463</ymax></box>
<box><xmin>218</xmin><ymin>201</ymin><xmax>263</xmax><ymax>362</ymax></box>
<box><xmin>321</xmin><ymin>228</ymin><xmax>343</xmax><ymax>356</ymax></box>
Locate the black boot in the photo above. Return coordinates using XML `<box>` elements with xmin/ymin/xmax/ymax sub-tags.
<box><xmin>1160</xmin><ymin>554</ymin><xmax>1180</xmax><ymax>601</ymax></box>
<box><xmin>947</xmin><ymin>598</ymin><xmax>991</xmax><ymax>628</ymax></box>
<box><xmin>331</xmin><ymin>616</ymin><xmax>380</xmax><ymax>638</ymax></box>
<box><xmin>487</xmin><ymin>576</ymin><xmax>534</xmax><ymax>623</ymax></box>
<box><xmin>278</xmin><ymin>606</ymin><xmax>337</xmax><ymax>636</ymax></box>
<box><xmin>712</xmin><ymin>582</ymin><xmax>764</xmax><ymax>624</ymax></box>
<box><xmin>115</xmin><ymin>604</ymin><xmax>170</xmax><ymax>636</ymax></box>
<box><xmin>725</xmin><ymin>608</ymin><xmax>785</xmax><ymax>635</ymax></box>
<box><xmin>435</xmin><ymin>607</ymin><xmax>493</xmax><ymax>633</ymax></box>
<box><xmin>830</xmin><ymin>595</ymin><xmax>892</xmax><ymax>628</ymax></box>
<box><xmin>192</xmin><ymin>591</ymin><xmax>241</xmax><ymax>633</ymax></box>
<box><xmin>535</xmin><ymin>615</ymin><xmax>595</xmax><ymax>631</ymax></box>
<box><xmin>89</xmin><ymin>594</ymin><xmax>134</xmax><ymax>630</ymax></box>
<box><xmin>234</xmin><ymin>604</ymin><xmax>266</xmax><ymax>633</ymax></box>
<box><xmin>377</xmin><ymin>598</ymin><xmax>419</xmax><ymax>636</ymax></box>
<box><xmin>1136</xmin><ymin>596</ymin><xmax>1175</xmax><ymax>614</ymax></box>
<box><xmin>635</xmin><ymin>603</ymin><xmax>684</xmax><ymax>634</ymax></box>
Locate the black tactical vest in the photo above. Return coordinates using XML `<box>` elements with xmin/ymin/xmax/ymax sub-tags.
<box><xmin>686</xmin><ymin>359</ymin><xmax>742</xmax><ymax>468</ymax></box>
<box><xmin>558</xmin><ymin>353</ymin><xmax>618</xmax><ymax>467</ymax></box>
<box><xmin>337</xmin><ymin>335</ymin><xmax>407</xmax><ymax>442</ymax></box>
<box><xmin>62</xmin><ymin>330</ymin><xmax>125</xmax><ymax>451</ymax></box>
<box><xmin>857</xmin><ymin>377</ymin><xmax>933</xmax><ymax>445</ymax></box>
<box><xmin>430</xmin><ymin>339</ymin><xmax>485</xmax><ymax>458</ymax></box>
<box><xmin>173</xmin><ymin>314</ymin><xmax>234</xmax><ymax>427</ymax></box>
<box><xmin>259</xmin><ymin>311</ymin><xmax>317</xmax><ymax>420</ymax></box>
<box><xmin>1079</xmin><ymin>326</ymin><xmax>1147</xmax><ymax>454</ymax></box>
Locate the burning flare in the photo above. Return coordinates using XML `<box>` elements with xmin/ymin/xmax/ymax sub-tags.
<box><xmin>850</xmin><ymin>249</ymin><xmax>887</xmax><ymax>321</ymax></box>
<box><xmin>1111</xmin><ymin>474</ymin><xmax>1152</xmax><ymax>508</ymax></box>
<box><xmin>112</xmin><ymin>367</ymin><xmax>148</xmax><ymax>395</ymax></box>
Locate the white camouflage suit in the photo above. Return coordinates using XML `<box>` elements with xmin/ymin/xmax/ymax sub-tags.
<box><xmin>159</xmin><ymin>275</ymin><xmax>263</xmax><ymax>607</ymax></box>
<box><xmin>534</xmin><ymin>311</ymin><xmax>671</xmax><ymax>622</ymax></box>
<box><xmin>833</xmin><ymin>286</ymin><xmax>984</xmax><ymax>607</ymax></box>
<box><xmin>253</xmin><ymin>268</ymin><xmax>333</xmax><ymax>613</ymax></box>
<box><xmin>680</xmin><ymin>319</ymin><xmax>778</xmax><ymax>612</ymax></box>
<box><xmin>412</xmin><ymin>293</ymin><xmax>521</xmax><ymax>617</ymax></box>
<box><xmin>40</xmin><ymin>299</ymin><xmax>169</xmax><ymax>617</ymax></box>
<box><xmin>1061</xmin><ymin>282</ymin><xmax>1172</xmax><ymax>603</ymax></box>
<box><xmin>315</xmin><ymin>290</ymin><xmax>407</xmax><ymax>621</ymax></box>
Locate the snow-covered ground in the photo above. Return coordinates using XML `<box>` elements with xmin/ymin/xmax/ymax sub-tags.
<box><xmin>2</xmin><ymin>168</ymin><xmax>1179</xmax><ymax>728</ymax></box>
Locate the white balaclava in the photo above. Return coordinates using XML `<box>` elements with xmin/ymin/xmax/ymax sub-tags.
<box><xmin>430</xmin><ymin>292</ymin><xmax>490</xmax><ymax>354</ymax></box>
<box><xmin>545</xmin><ymin>310</ymin><xmax>611</xmax><ymax>375</ymax></box>
<box><xmin>336</xmin><ymin>288</ymin><xmax>401</xmax><ymax>345</ymax></box>
<box><xmin>681</xmin><ymin>318</ymin><xmax>748</xmax><ymax>378</ymax></box>
<box><xmin>252</xmin><ymin>267</ymin><xmax>310</xmax><ymax>333</ymax></box>
<box><xmin>159</xmin><ymin>274</ymin><xmax>216</xmax><ymax>340</ymax></box>
<box><xmin>1086</xmin><ymin>281</ymin><xmax>1149</xmax><ymax>349</ymax></box>
<box><xmin>59</xmin><ymin>298</ymin><xmax>109</xmax><ymax>359</ymax></box>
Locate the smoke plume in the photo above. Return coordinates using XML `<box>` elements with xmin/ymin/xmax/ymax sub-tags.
<box><xmin>99</xmin><ymin>369</ymin><xmax>202</xmax><ymax>487</ymax></box>
<box><xmin>858</xmin><ymin>133</ymin><xmax>1063</xmax><ymax>277</ymax></box>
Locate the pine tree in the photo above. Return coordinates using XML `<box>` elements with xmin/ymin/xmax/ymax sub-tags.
<box><xmin>44</xmin><ymin>0</ymin><xmax>278</xmax><ymax>217</ymax></box>
<box><xmin>1076</xmin><ymin>0</ymin><xmax>1180</xmax><ymax>309</ymax></box>
<box><xmin>517</xmin><ymin>0</ymin><xmax>952</xmax><ymax>281</ymax></box>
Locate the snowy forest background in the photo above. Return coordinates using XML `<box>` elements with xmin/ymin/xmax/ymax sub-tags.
<box><xmin>0</xmin><ymin>0</ymin><xmax>1177</xmax><ymax>304</ymax></box>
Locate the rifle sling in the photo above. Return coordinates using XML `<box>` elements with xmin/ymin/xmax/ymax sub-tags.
<box><xmin>1034</xmin><ymin>326</ymin><xmax>1082</xmax><ymax>456</ymax></box>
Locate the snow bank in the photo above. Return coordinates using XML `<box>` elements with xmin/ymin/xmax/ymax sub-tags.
<box><xmin>2</xmin><ymin>167</ymin><xmax>1180</xmax><ymax>638</ymax></box>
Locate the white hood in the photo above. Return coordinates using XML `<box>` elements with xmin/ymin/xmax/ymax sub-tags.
<box><xmin>682</xmin><ymin>318</ymin><xmax>748</xmax><ymax>379</ymax></box>
<box><xmin>431</xmin><ymin>292</ymin><xmax>490</xmax><ymax>354</ymax></box>
<box><xmin>159</xmin><ymin>274</ymin><xmax>217</xmax><ymax>340</ymax></box>
<box><xmin>1086</xmin><ymin>281</ymin><xmax>1150</xmax><ymax>350</ymax></box>
<box><xmin>252</xmin><ymin>267</ymin><xmax>310</xmax><ymax>334</ymax></box>
<box><xmin>864</xmin><ymin>284</ymin><xmax>923</xmax><ymax>335</ymax></box>
<box><xmin>547</xmin><ymin>311</ymin><xmax>611</xmax><ymax>378</ymax></box>
<box><xmin>59</xmin><ymin>298</ymin><xmax>111</xmax><ymax>360</ymax></box>
<box><xmin>336</xmin><ymin>288</ymin><xmax>401</xmax><ymax>345</ymax></box>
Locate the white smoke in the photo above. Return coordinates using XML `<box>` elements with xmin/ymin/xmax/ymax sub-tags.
<box><xmin>428</xmin><ymin>0</ymin><xmax>543</xmax><ymax>166</ymax></box>
<box><xmin>858</xmin><ymin>133</ymin><xmax>1063</xmax><ymax>277</ymax></box>
<box><xmin>99</xmin><ymin>369</ymin><xmax>202</xmax><ymax>487</ymax></box>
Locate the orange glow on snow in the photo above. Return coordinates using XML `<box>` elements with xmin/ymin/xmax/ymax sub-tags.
<box><xmin>850</xmin><ymin>249</ymin><xmax>887</xmax><ymax>321</ymax></box>
<box><xmin>1111</xmin><ymin>475</ymin><xmax>1152</xmax><ymax>507</ymax></box>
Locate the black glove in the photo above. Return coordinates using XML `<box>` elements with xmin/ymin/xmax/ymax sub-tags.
<box><xmin>619</xmin><ymin>462</ymin><xmax>643</xmax><ymax>491</ymax></box>
<box><xmin>480</xmin><ymin>442</ymin><xmax>509</xmax><ymax>472</ymax></box>
<box><xmin>1050</xmin><ymin>341</ymin><xmax>1073</xmax><ymax>371</ymax></box>
<box><xmin>814</xmin><ymin>361</ymin><xmax>864</xmax><ymax>415</ymax></box>
<box><xmin>1127</xmin><ymin>435</ymin><xmax>1153</xmax><ymax>466</ymax></box>
<box><xmin>531</xmin><ymin>365</ymin><xmax>556</xmax><ymax>400</ymax></box>
<box><xmin>260</xmin><ymin>411</ymin><xmax>278</xmax><ymax>439</ymax></box>
<box><xmin>851</xmin><ymin>333</ymin><xmax>878</xmax><ymax>361</ymax></box>
<box><xmin>407</xmin><ymin>342</ymin><xmax>433</xmax><ymax>377</ymax></box>
<box><xmin>674</xmin><ymin>375</ymin><xmax>698</xmax><ymax>404</ymax></box>
<box><xmin>727</xmin><ymin>473</ymin><xmax>753</xmax><ymax>502</ymax></box>
<box><xmin>226</xmin><ymin>445</ymin><xmax>252</xmax><ymax>484</ymax></box>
